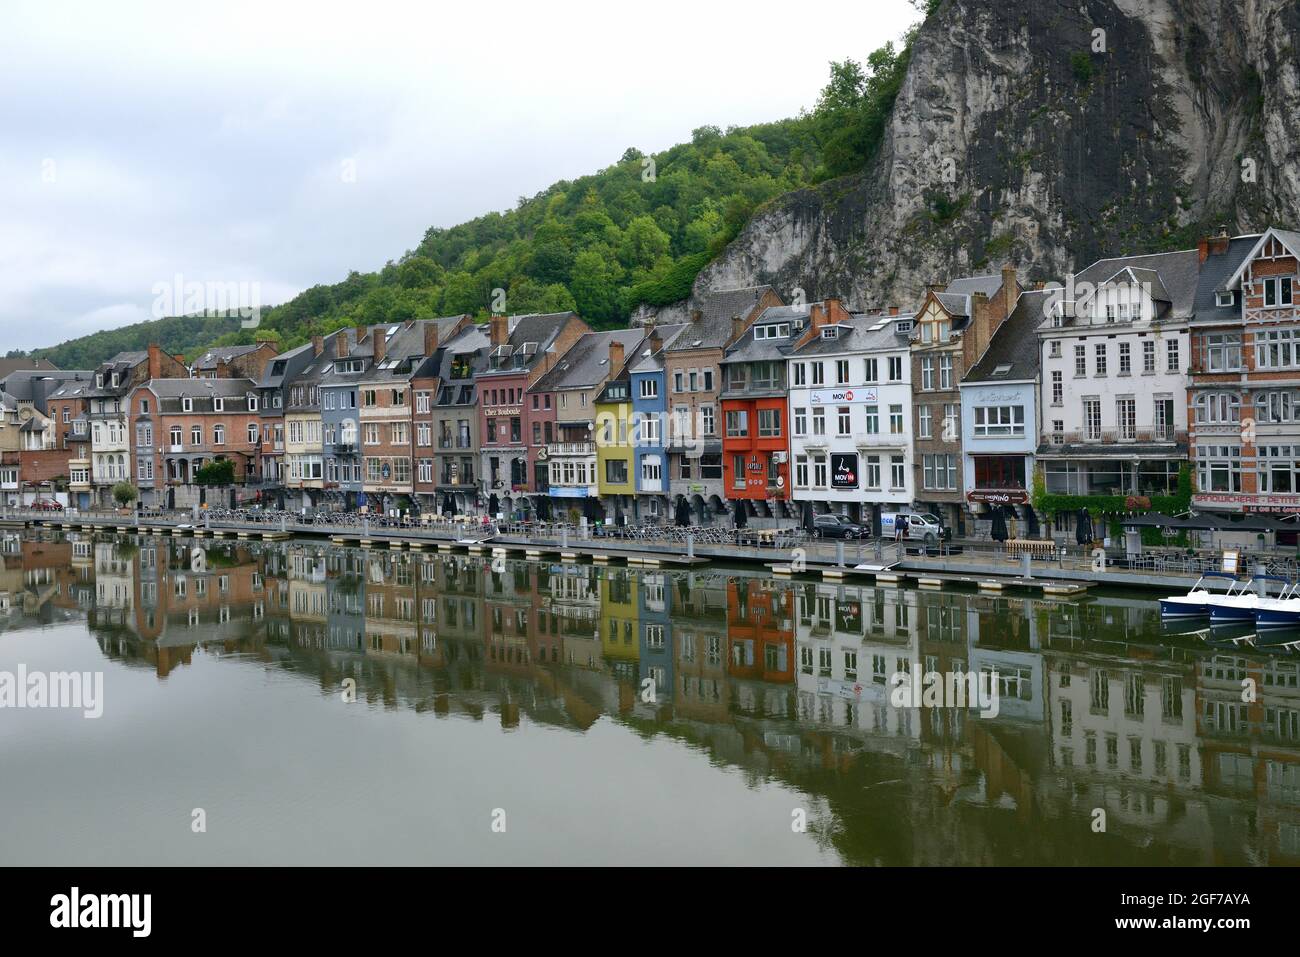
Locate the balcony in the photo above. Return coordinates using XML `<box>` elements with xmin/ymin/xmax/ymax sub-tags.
<box><xmin>547</xmin><ymin>442</ymin><xmax>595</xmax><ymax>456</ymax></box>
<box><xmin>1050</xmin><ymin>428</ymin><xmax>1186</xmax><ymax>446</ymax></box>
<box><xmin>329</xmin><ymin>439</ymin><xmax>357</xmax><ymax>453</ymax></box>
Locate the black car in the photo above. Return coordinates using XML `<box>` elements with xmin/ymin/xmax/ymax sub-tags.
<box><xmin>812</xmin><ymin>514</ymin><xmax>864</xmax><ymax>539</ymax></box>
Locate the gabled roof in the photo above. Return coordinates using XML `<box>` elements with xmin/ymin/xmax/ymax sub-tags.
<box><xmin>360</xmin><ymin>316</ymin><xmax>470</xmax><ymax>384</ymax></box>
<box><xmin>0</xmin><ymin>357</ymin><xmax>58</xmax><ymax>377</ymax></box>
<box><xmin>1224</xmin><ymin>227</ymin><xmax>1300</xmax><ymax>289</ymax></box>
<box><xmin>627</xmin><ymin>323</ymin><xmax>689</xmax><ymax>375</ymax></box>
<box><xmin>788</xmin><ymin>311</ymin><xmax>910</xmax><ymax>357</ymax></box>
<box><xmin>143</xmin><ymin>377</ymin><xmax>257</xmax><ymax>398</ymax></box>
<box><xmin>478</xmin><ymin>312</ymin><xmax>582</xmax><ymax>376</ymax></box>
<box><xmin>964</xmin><ymin>290</ymin><xmax>1049</xmax><ymax>384</ymax></box>
<box><xmin>670</xmin><ymin>285</ymin><xmax>778</xmax><ymax>352</ymax></box>
<box><xmin>943</xmin><ymin>275</ymin><xmax>1003</xmax><ymax>299</ymax></box>
<box><xmin>530</xmin><ymin>328</ymin><xmax>647</xmax><ymax>392</ymax></box>
<box><xmin>1192</xmin><ymin>235</ymin><xmax>1259</xmax><ymax>323</ymax></box>
<box><xmin>191</xmin><ymin>343</ymin><xmax>265</xmax><ymax>370</ymax></box>
<box><xmin>1071</xmin><ymin>248</ymin><xmax>1201</xmax><ymax>320</ymax></box>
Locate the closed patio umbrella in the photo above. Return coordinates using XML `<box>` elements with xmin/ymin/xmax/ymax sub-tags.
<box><xmin>1075</xmin><ymin>508</ymin><xmax>1092</xmax><ymax>545</ymax></box>
<box><xmin>734</xmin><ymin>502</ymin><xmax>748</xmax><ymax>529</ymax></box>
<box><xmin>675</xmin><ymin>498</ymin><xmax>691</xmax><ymax>527</ymax></box>
<box><xmin>1024</xmin><ymin>504</ymin><xmax>1039</xmax><ymax>539</ymax></box>
<box><xmin>802</xmin><ymin>500</ymin><xmax>815</xmax><ymax>533</ymax></box>
<box><xmin>990</xmin><ymin>507</ymin><xmax>1009</xmax><ymax>543</ymax></box>
<box><xmin>488</xmin><ymin>493</ymin><xmax>499</xmax><ymax>517</ymax></box>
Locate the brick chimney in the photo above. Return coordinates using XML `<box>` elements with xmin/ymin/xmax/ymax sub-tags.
<box><xmin>354</xmin><ymin>325</ymin><xmax>367</xmax><ymax>346</ymax></box>
<box><xmin>608</xmin><ymin>339</ymin><xmax>625</xmax><ymax>371</ymax></box>
<box><xmin>1200</xmin><ymin>225</ymin><xmax>1233</xmax><ymax>263</ymax></box>
<box><xmin>335</xmin><ymin>331</ymin><xmax>349</xmax><ymax>358</ymax></box>
<box><xmin>649</xmin><ymin>331</ymin><xmax>662</xmax><ymax>356</ymax></box>
<box><xmin>889</xmin><ymin>305</ymin><xmax>900</xmax><ymax>316</ymax></box>
<box><xmin>311</xmin><ymin>335</ymin><xmax>324</xmax><ymax>356</ymax></box>
<box><xmin>489</xmin><ymin>314</ymin><xmax>509</xmax><ymax>348</ymax></box>
<box><xmin>372</xmin><ymin>326</ymin><xmax>387</xmax><ymax>365</ymax></box>
<box><xmin>424</xmin><ymin>321</ymin><xmax>440</xmax><ymax>357</ymax></box>
<box><xmin>215</xmin><ymin>359</ymin><xmax>229</xmax><ymax>379</ymax></box>
<box><xmin>147</xmin><ymin>343</ymin><xmax>161</xmax><ymax>381</ymax></box>
<box><xmin>730</xmin><ymin>314</ymin><xmax>745</xmax><ymax>343</ymax></box>
<box><xmin>691</xmin><ymin>309</ymin><xmax>703</xmax><ymax>324</ymax></box>
<box><xmin>824</xmin><ymin>298</ymin><xmax>851</xmax><ymax>325</ymax></box>
<box><xmin>1000</xmin><ymin>263</ymin><xmax>1019</xmax><ymax>319</ymax></box>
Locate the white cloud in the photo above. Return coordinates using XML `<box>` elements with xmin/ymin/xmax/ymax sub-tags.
<box><xmin>0</xmin><ymin>0</ymin><xmax>919</xmax><ymax>351</ymax></box>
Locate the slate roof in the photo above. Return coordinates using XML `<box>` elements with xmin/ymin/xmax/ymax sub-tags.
<box><xmin>627</xmin><ymin>323</ymin><xmax>689</xmax><ymax>375</ymax></box>
<box><xmin>191</xmin><ymin>344</ymin><xmax>265</xmax><ymax>370</ymax></box>
<box><xmin>789</xmin><ymin>312</ymin><xmax>910</xmax><ymax>357</ymax></box>
<box><xmin>1192</xmin><ymin>234</ymin><xmax>1260</xmax><ymax>324</ymax></box>
<box><xmin>361</xmin><ymin>316</ymin><xmax>469</xmax><ymax>384</ymax></box>
<box><xmin>0</xmin><ymin>357</ymin><xmax>58</xmax><ymax>377</ymax></box>
<box><xmin>964</xmin><ymin>290</ymin><xmax>1050</xmax><ymax>383</ymax></box>
<box><xmin>1072</xmin><ymin>247</ymin><xmax>1201</xmax><ymax>321</ymax></box>
<box><xmin>479</xmin><ymin>312</ymin><xmax>582</xmax><ymax>377</ymax></box>
<box><xmin>670</xmin><ymin>285</ymin><xmax>778</xmax><ymax>352</ymax></box>
<box><xmin>721</xmin><ymin>305</ymin><xmax>814</xmax><ymax>364</ymax></box>
<box><xmin>145</xmin><ymin>377</ymin><xmax>257</xmax><ymax>398</ymax></box>
<box><xmin>530</xmin><ymin>328</ymin><xmax>647</xmax><ymax>392</ymax></box>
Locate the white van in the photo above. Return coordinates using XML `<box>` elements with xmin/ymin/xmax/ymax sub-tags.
<box><xmin>880</xmin><ymin>511</ymin><xmax>946</xmax><ymax>544</ymax></box>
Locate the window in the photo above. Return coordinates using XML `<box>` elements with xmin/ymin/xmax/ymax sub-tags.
<box><xmin>191</xmin><ymin>426</ymin><xmax>202</xmax><ymax>446</ymax></box>
<box><xmin>639</xmin><ymin>378</ymin><xmax>658</xmax><ymax>399</ymax></box>
<box><xmin>864</xmin><ymin>358</ymin><xmax>878</xmax><ymax>383</ymax></box>
<box><xmin>794</xmin><ymin>407</ymin><xmax>807</xmax><ymax>436</ymax></box>
<box><xmin>248</xmin><ymin>424</ymin><xmax>258</xmax><ymax>444</ymax></box>
<box><xmin>1262</xmin><ymin>276</ymin><xmax>1295</xmax><ymax>307</ymax></box>
<box><xmin>1118</xmin><ymin>341</ymin><xmax>1131</xmax><ymax>374</ymax></box>
<box><xmin>758</xmin><ymin>408</ymin><xmax>781</xmax><ymax>438</ymax></box>
<box><xmin>922</xmin><ymin>454</ymin><xmax>957</xmax><ymax>490</ymax></box>
<box><xmin>1083</xmin><ymin>398</ymin><xmax>1102</xmax><ymax>441</ymax></box>
<box><xmin>1094</xmin><ymin>343</ymin><xmax>1107</xmax><ymax>375</ymax></box>
<box><xmin>605</xmin><ymin>459</ymin><xmax>628</xmax><ymax>484</ymax></box>
<box><xmin>973</xmin><ymin>406</ymin><xmax>1024</xmax><ymax>437</ymax></box>
<box><xmin>865</xmin><ymin>455</ymin><xmax>880</xmax><ymax>489</ymax></box>
<box><xmin>890</xmin><ymin>454</ymin><xmax>905</xmax><ymax>489</ymax></box>
<box><xmin>918</xmin><ymin>405</ymin><xmax>931</xmax><ymax>438</ymax></box>
<box><xmin>1049</xmin><ymin>340</ymin><xmax>1061</xmax><ymax>358</ymax></box>
<box><xmin>701</xmin><ymin>405</ymin><xmax>716</xmax><ymax>436</ymax></box>
<box><xmin>1205</xmin><ymin>333</ymin><xmax>1242</xmax><ymax>372</ymax></box>
<box><xmin>889</xmin><ymin>405</ymin><xmax>903</xmax><ymax>434</ymax></box>
<box><xmin>939</xmin><ymin>355</ymin><xmax>953</xmax><ymax>389</ymax></box>
<box><xmin>1074</xmin><ymin>344</ymin><xmax>1086</xmax><ymax>377</ymax></box>
<box><xmin>726</xmin><ymin>410</ymin><xmax>748</xmax><ymax>437</ymax></box>
<box><xmin>810</xmin><ymin>362</ymin><xmax>824</xmax><ymax>386</ymax></box>
<box><xmin>813</xmin><ymin>455</ymin><xmax>827</xmax><ymax>488</ymax></box>
<box><xmin>1142</xmin><ymin>339</ymin><xmax>1155</xmax><ymax>373</ymax></box>
<box><xmin>1194</xmin><ymin>392</ymin><xmax>1241</xmax><ymax>425</ymax></box>
<box><xmin>920</xmin><ymin>357</ymin><xmax>934</xmax><ymax>390</ymax></box>
<box><xmin>1166</xmin><ymin>338</ymin><xmax>1180</xmax><ymax>372</ymax></box>
<box><xmin>1197</xmin><ymin>444</ymin><xmax>1241</xmax><ymax>492</ymax></box>
<box><xmin>1051</xmin><ymin>371</ymin><xmax>1063</xmax><ymax>405</ymax></box>
<box><xmin>1255</xmin><ymin>390</ymin><xmax>1300</xmax><ymax>424</ymax></box>
<box><xmin>1255</xmin><ymin>328</ymin><xmax>1300</xmax><ymax>370</ymax></box>
<box><xmin>170</xmin><ymin>426</ymin><xmax>182</xmax><ymax>447</ymax></box>
<box><xmin>835</xmin><ymin>359</ymin><xmax>849</xmax><ymax>385</ymax></box>
<box><xmin>792</xmin><ymin>363</ymin><xmax>806</xmax><ymax>387</ymax></box>
<box><xmin>213</xmin><ymin>424</ymin><xmax>225</xmax><ymax>445</ymax></box>
<box><xmin>1116</xmin><ymin>397</ymin><xmax>1136</xmax><ymax>440</ymax></box>
<box><xmin>795</xmin><ymin>454</ymin><xmax>809</xmax><ymax>488</ymax></box>
<box><xmin>888</xmin><ymin>356</ymin><xmax>903</xmax><ymax>382</ymax></box>
<box><xmin>864</xmin><ymin>405</ymin><xmax>879</xmax><ymax>434</ymax></box>
<box><xmin>731</xmin><ymin>455</ymin><xmax>745</xmax><ymax>489</ymax></box>
<box><xmin>182</xmin><ymin>397</ymin><xmax>193</xmax><ymax>412</ymax></box>
<box><xmin>812</xmin><ymin>407</ymin><xmax>825</xmax><ymax>436</ymax></box>
<box><xmin>640</xmin><ymin>459</ymin><xmax>661</xmax><ymax>484</ymax></box>
<box><xmin>837</xmin><ymin>406</ymin><xmax>851</xmax><ymax>436</ymax></box>
<box><xmin>1257</xmin><ymin>445</ymin><xmax>1300</xmax><ymax>493</ymax></box>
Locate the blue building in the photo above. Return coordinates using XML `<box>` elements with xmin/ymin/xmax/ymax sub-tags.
<box><xmin>627</xmin><ymin>323</ymin><xmax>686</xmax><ymax>522</ymax></box>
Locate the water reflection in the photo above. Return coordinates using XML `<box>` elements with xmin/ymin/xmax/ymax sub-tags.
<box><xmin>3</xmin><ymin>528</ymin><xmax>1299</xmax><ymax>865</ymax></box>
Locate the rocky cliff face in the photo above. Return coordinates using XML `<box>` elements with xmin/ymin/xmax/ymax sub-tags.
<box><xmin>690</xmin><ymin>0</ymin><xmax>1300</xmax><ymax>311</ymax></box>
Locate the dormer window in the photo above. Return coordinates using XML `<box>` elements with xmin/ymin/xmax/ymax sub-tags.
<box><xmin>182</xmin><ymin>396</ymin><xmax>193</xmax><ymax>412</ymax></box>
<box><xmin>754</xmin><ymin>323</ymin><xmax>790</xmax><ymax>340</ymax></box>
<box><xmin>140</xmin><ymin>399</ymin><xmax>149</xmax><ymax>414</ymax></box>
<box><xmin>213</xmin><ymin>397</ymin><xmax>224</xmax><ymax>412</ymax></box>
<box><xmin>95</xmin><ymin>374</ymin><xmax>103</xmax><ymax>388</ymax></box>
<box><xmin>991</xmin><ymin>363</ymin><xmax>1012</xmax><ymax>377</ymax></box>
<box><xmin>110</xmin><ymin>373</ymin><xmax>120</xmax><ymax>388</ymax></box>
<box><xmin>1216</xmin><ymin>291</ymin><xmax>1234</xmax><ymax>308</ymax></box>
<box><xmin>248</xmin><ymin>395</ymin><xmax>259</xmax><ymax>412</ymax></box>
<box><xmin>820</xmin><ymin>326</ymin><xmax>839</xmax><ymax>340</ymax></box>
<box><xmin>894</xmin><ymin>321</ymin><xmax>911</xmax><ymax>334</ymax></box>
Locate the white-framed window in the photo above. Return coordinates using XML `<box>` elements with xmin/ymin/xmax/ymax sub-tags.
<box><xmin>1051</xmin><ymin>370</ymin><xmax>1062</xmax><ymax>405</ymax></box>
<box><xmin>794</xmin><ymin>407</ymin><xmax>807</xmax><ymax>436</ymax></box>
<box><xmin>1166</xmin><ymin>338</ymin><xmax>1180</xmax><ymax>372</ymax></box>
<box><xmin>1194</xmin><ymin>392</ymin><xmax>1241</xmax><ymax>424</ymax></box>
<box><xmin>248</xmin><ymin>424</ymin><xmax>258</xmax><ymax>444</ymax></box>
<box><xmin>1094</xmin><ymin>343</ymin><xmax>1107</xmax><ymax>375</ymax></box>
<box><xmin>795</xmin><ymin>454</ymin><xmax>808</xmax><ymax>488</ymax></box>
<box><xmin>973</xmin><ymin>406</ymin><xmax>1024</xmax><ymax>437</ymax></box>
<box><xmin>182</xmin><ymin>396</ymin><xmax>193</xmax><ymax>412</ymax></box>
<box><xmin>918</xmin><ymin>405</ymin><xmax>931</xmax><ymax>438</ymax></box>
<box><xmin>888</xmin><ymin>356</ymin><xmax>903</xmax><ymax>381</ymax></box>
<box><xmin>1205</xmin><ymin>333</ymin><xmax>1242</xmax><ymax>372</ymax></box>
<box><xmin>213</xmin><ymin>424</ymin><xmax>225</xmax><ymax>445</ymax></box>
<box><xmin>639</xmin><ymin>378</ymin><xmax>658</xmax><ymax>399</ymax></box>
<box><xmin>1142</xmin><ymin>339</ymin><xmax>1155</xmax><ymax>373</ymax></box>
<box><xmin>939</xmin><ymin>355</ymin><xmax>953</xmax><ymax>389</ymax></box>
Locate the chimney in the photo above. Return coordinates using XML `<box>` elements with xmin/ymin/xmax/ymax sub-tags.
<box><xmin>354</xmin><ymin>325</ymin><xmax>367</xmax><ymax>346</ymax></box>
<box><xmin>926</xmin><ymin>282</ymin><xmax>945</xmax><ymax>296</ymax></box>
<box><xmin>691</xmin><ymin>309</ymin><xmax>703</xmax><ymax>324</ymax></box>
<box><xmin>889</xmin><ymin>305</ymin><xmax>900</xmax><ymax>316</ymax></box>
<box><xmin>424</xmin><ymin>321</ymin><xmax>440</xmax><ymax>357</ymax></box>
<box><xmin>489</xmin><ymin>314</ymin><xmax>508</xmax><ymax>348</ymax></box>
<box><xmin>215</xmin><ymin>359</ymin><xmax>229</xmax><ymax>379</ymax></box>
<box><xmin>824</xmin><ymin>298</ymin><xmax>850</xmax><ymax>325</ymax></box>
<box><xmin>1001</xmin><ymin>263</ymin><xmax>1019</xmax><ymax>318</ymax></box>
<box><xmin>649</xmin><ymin>332</ymin><xmax>662</xmax><ymax>356</ymax></box>
<box><xmin>1198</xmin><ymin>236</ymin><xmax>1210</xmax><ymax>264</ymax></box>
<box><xmin>730</xmin><ymin>314</ymin><xmax>745</xmax><ymax>343</ymax></box>
<box><xmin>1210</xmin><ymin>225</ymin><xmax>1231</xmax><ymax>257</ymax></box>
<box><xmin>147</xmin><ymin>343</ymin><xmax>161</xmax><ymax>381</ymax></box>
<box><xmin>608</xmin><ymin>339</ymin><xmax>625</xmax><ymax>371</ymax></box>
<box><xmin>335</xmin><ymin>332</ymin><xmax>349</xmax><ymax>359</ymax></box>
<box><xmin>311</xmin><ymin>335</ymin><xmax>324</xmax><ymax>357</ymax></box>
<box><xmin>372</xmin><ymin>326</ymin><xmax>387</xmax><ymax>365</ymax></box>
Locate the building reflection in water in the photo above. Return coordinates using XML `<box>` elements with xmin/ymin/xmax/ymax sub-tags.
<box><xmin>3</xmin><ymin>526</ymin><xmax>1299</xmax><ymax>866</ymax></box>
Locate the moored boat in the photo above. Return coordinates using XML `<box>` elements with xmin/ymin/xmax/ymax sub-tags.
<box><xmin>1159</xmin><ymin>572</ymin><xmax>1239</xmax><ymax>618</ymax></box>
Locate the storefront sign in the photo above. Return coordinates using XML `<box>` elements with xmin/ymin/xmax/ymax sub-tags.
<box><xmin>967</xmin><ymin>488</ymin><xmax>1027</xmax><ymax>504</ymax></box>
<box><xmin>809</xmin><ymin>388</ymin><xmax>877</xmax><ymax>406</ymax></box>
<box><xmin>1194</xmin><ymin>492</ymin><xmax>1300</xmax><ymax>512</ymax></box>
<box><xmin>484</xmin><ymin>407</ymin><xmax>521</xmax><ymax>417</ymax></box>
<box><xmin>830</xmin><ymin>452</ymin><xmax>858</xmax><ymax>489</ymax></box>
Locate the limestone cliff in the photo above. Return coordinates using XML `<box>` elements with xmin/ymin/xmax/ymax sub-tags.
<box><xmin>688</xmin><ymin>0</ymin><xmax>1300</xmax><ymax>311</ymax></box>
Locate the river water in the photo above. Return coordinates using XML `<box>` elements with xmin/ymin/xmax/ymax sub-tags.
<box><xmin>1</xmin><ymin>529</ymin><xmax>1296</xmax><ymax>866</ymax></box>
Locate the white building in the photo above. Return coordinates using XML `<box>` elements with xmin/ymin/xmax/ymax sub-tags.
<box><xmin>958</xmin><ymin>290</ymin><xmax>1045</xmax><ymax>518</ymax></box>
<box><xmin>787</xmin><ymin>311</ymin><xmax>915</xmax><ymax>527</ymax></box>
<box><xmin>1036</xmin><ymin>250</ymin><xmax>1197</xmax><ymax>499</ymax></box>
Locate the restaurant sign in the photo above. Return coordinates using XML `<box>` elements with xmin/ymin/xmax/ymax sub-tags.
<box><xmin>1193</xmin><ymin>492</ymin><xmax>1300</xmax><ymax>512</ymax></box>
<box><xmin>967</xmin><ymin>488</ymin><xmax>1027</xmax><ymax>505</ymax></box>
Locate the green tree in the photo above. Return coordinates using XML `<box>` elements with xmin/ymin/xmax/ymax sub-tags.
<box><xmin>112</xmin><ymin>482</ymin><xmax>139</xmax><ymax>507</ymax></box>
<box><xmin>195</xmin><ymin>459</ymin><xmax>236</xmax><ymax>486</ymax></box>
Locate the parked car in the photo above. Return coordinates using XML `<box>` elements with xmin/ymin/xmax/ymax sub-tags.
<box><xmin>813</xmin><ymin>514</ymin><xmax>865</xmax><ymax>540</ymax></box>
<box><xmin>31</xmin><ymin>499</ymin><xmax>64</xmax><ymax>512</ymax></box>
<box><xmin>881</xmin><ymin>511</ymin><xmax>947</xmax><ymax>544</ymax></box>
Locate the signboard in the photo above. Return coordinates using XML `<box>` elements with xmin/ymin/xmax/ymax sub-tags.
<box><xmin>830</xmin><ymin>452</ymin><xmax>858</xmax><ymax>490</ymax></box>
<box><xmin>967</xmin><ymin>489</ymin><xmax>1028</xmax><ymax>504</ymax></box>
<box><xmin>809</xmin><ymin>388</ymin><xmax>877</xmax><ymax>406</ymax></box>
<box><xmin>1194</xmin><ymin>492</ymin><xmax>1300</xmax><ymax>512</ymax></box>
<box><xmin>835</xmin><ymin>600</ymin><xmax>862</xmax><ymax>633</ymax></box>
<box><xmin>484</xmin><ymin>407</ymin><xmax>521</xmax><ymax>417</ymax></box>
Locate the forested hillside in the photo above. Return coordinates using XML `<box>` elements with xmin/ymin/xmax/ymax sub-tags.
<box><xmin>26</xmin><ymin>29</ymin><xmax>917</xmax><ymax>370</ymax></box>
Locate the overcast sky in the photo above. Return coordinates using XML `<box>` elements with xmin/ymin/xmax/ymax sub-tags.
<box><xmin>0</xmin><ymin>0</ymin><xmax>919</xmax><ymax>353</ymax></box>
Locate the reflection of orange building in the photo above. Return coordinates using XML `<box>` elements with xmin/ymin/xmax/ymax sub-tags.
<box><xmin>726</xmin><ymin>579</ymin><xmax>794</xmax><ymax>684</ymax></box>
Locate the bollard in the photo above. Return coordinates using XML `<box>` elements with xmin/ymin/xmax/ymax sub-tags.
<box><xmin>1022</xmin><ymin>552</ymin><xmax>1032</xmax><ymax>579</ymax></box>
<box><xmin>836</xmin><ymin>540</ymin><xmax>844</xmax><ymax>568</ymax></box>
<box><xmin>687</xmin><ymin>531</ymin><xmax>695</xmax><ymax>560</ymax></box>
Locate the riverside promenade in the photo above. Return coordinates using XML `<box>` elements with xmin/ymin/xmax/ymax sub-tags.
<box><xmin>1</xmin><ymin>506</ymin><xmax>1212</xmax><ymax>596</ymax></box>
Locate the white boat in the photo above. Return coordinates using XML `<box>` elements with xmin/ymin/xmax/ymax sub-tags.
<box><xmin>1253</xmin><ymin>582</ymin><xmax>1300</xmax><ymax>629</ymax></box>
<box><xmin>1159</xmin><ymin>573</ymin><xmax>1238</xmax><ymax>618</ymax></box>
<box><xmin>1209</xmin><ymin>576</ymin><xmax>1293</xmax><ymax>624</ymax></box>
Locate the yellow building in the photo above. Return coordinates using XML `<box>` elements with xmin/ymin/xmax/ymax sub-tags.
<box><xmin>594</xmin><ymin>380</ymin><xmax>634</xmax><ymax>518</ymax></box>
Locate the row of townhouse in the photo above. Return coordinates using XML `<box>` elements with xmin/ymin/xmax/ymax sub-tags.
<box><xmin>8</xmin><ymin>225</ymin><xmax>1298</xmax><ymax>528</ymax></box>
